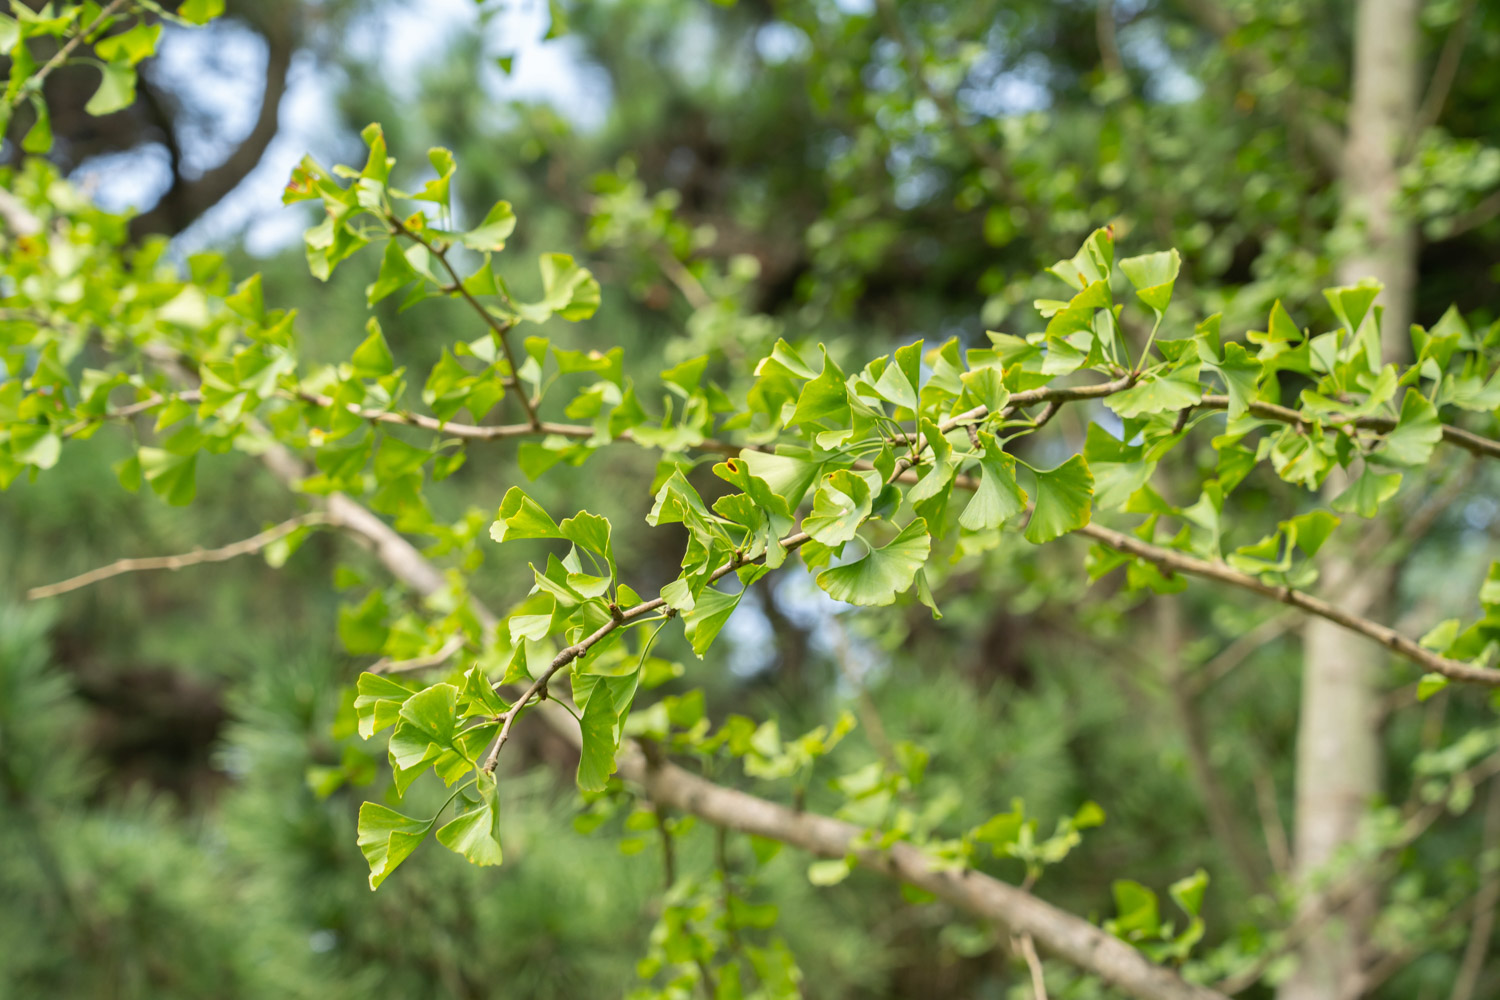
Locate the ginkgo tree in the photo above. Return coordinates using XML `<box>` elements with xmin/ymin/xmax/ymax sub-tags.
<box><xmin>4</xmin><ymin>6</ymin><xmax>1500</xmax><ymax>1000</ymax></box>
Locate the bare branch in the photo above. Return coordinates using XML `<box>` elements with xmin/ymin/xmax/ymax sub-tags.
<box><xmin>1159</xmin><ymin>600</ymin><xmax>1270</xmax><ymax>893</ymax></box>
<box><xmin>1015</xmin><ymin>931</ymin><xmax>1050</xmax><ymax>999</ymax></box>
<box><xmin>26</xmin><ymin>512</ymin><xmax>328</xmax><ymax>601</ymax></box>
<box><xmin>1080</xmin><ymin>520</ymin><xmax>1500</xmax><ymax>686</ymax></box>
<box><xmin>1411</xmin><ymin>0</ymin><xmax>1479</xmax><ymax>141</ymax></box>
<box><xmin>129</xmin><ymin>22</ymin><xmax>297</xmax><ymax>238</ymax></box>
<box><xmin>1433</xmin><ymin>187</ymin><xmax>1500</xmax><ymax>240</ymax></box>
<box><xmin>1451</xmin><ymin>780</ymin><xmax>1500</xmax><ymax>1000</ymax></box>
<box><xmin>370</xmin><ymin>635</ymin><xmax>467</xmax><ymax>675</ymax></box>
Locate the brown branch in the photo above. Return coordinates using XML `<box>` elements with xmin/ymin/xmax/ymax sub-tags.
<box><xmin>26</xmin><ymin>512</ymin><xmax>327</xmax><ymax>600</ymax></box>
<box><xmin>129</xmin><ymin>21</ymin><xmax>296</xmax><ymax>238</ymax></box>
<box><xmin>1079</xmin><ymin>520</ymin><xmax>1500</xmax><ymax>686</ymax></box>
<box><xmin>632</xmin><ymin>752</ymin><xmax>1224</xmax><ymax>1000</ymax></box>
<box><xmin>227</xmin><ymin>416</ymin><xmax>1221</xmax><ymax>1000</ymax></box>
<box><xmin>1190</xmin><ymin>394</ymin><xmax>1500</xmax><ymax>462</ymax></box>
<box><xmin>1015</xmin><ymin>931</ymin><xmax>1050</xmax><ymax>999</ymax></box>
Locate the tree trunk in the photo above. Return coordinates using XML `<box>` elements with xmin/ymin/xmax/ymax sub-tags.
<box><xmin>1280</xmin><ymin>1</ymin><xmax>1419</xmax><ymax>997</ymax></box>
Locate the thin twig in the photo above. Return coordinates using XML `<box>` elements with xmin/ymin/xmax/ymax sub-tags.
<box><xmin>654</xmin><ymin>248</ymin><xmax>714</xmax><ymax>311</ymax></box>
<box><xmin>370</xmin><ymin>634</ymin><xmax>467</xmax><ymax>675</ymax></box>
<box><xmin>1189</xmin><ymin>394</ymin><xmax>1500</xmax><ymax>462</ymax></box>
<box><xmin>1217</xmin><ymin>752</ymin><xmax>1500</xmax><ymax>994</ymax></box>
<box><xmin>1250</xmin><ymin>765</ymin><xmax>1291</xmax><ymax>879</ymax></box>
<box><xmin>5</xmin><ymin>0</ymin><xmax>131</xmax><ymax>110</ymax></box>
<box><xmin>1015</xmin><ymin>932</ymin><xmax>1049</xmax><ymax>999</ymax></box>
<box><xmin>1186</xmin><ymin>612</ymin><xmax>1296</xmax><ymax>696</ymax></box>
<box><xmin>1080</xmin><ymin>520</ymin><xmax>1500</xmax><ymax>686</ymax></box>
<box><xmin>830</xmin><ymin>619</ymin><xmax>897</xmax><ymax>769</ymax></box>
<box><xmin>387</xmin><ymin>215</ymin><xmax>540</xmax><ymax>429</ymax></box>
<box><xmin>1096</xmin><ymin>0</ymin><xmax>1123</xmax><ymax>78</ymax></box>
<box><xmin>1412</xmin><ymin>0</ymin><xmax>1479</xmax><ymax>141</ymax></box>
<box><xmin>1160</xmin><ymin>600</ymin><xmax>1269</xmax><ymax>893</ymax></box>
<box><xmin>27</xmin><ymin>512</ymin><xmax>329</xmax><ymax>600</ymax></box>
<box><xmin>1450</xmin><ymin>781</ymin><xmax>1500</xmax><ymax>1000</ymax></box>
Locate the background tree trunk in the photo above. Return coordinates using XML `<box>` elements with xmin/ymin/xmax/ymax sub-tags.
<box><xmin>1281</xmin><ymin>1</ymin><xmax>1420</xmax><ymax>996</ymax></box>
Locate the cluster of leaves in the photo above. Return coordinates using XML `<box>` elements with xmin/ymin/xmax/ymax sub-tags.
<box><xmin>1</xmin><ymin>0</ymin><xmax>223</xmax><ymax>150</ymax></box>
<box><xmin>6</xmin><ymin>81</ymin><xmax>1500</xmax><ymax>986</ymax></box>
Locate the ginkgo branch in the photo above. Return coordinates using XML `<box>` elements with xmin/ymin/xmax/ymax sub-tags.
<box><xmin>386</xmin><ymin>213</ymin><xmax>541</xmax><ymax>430</ymax></box>
<box><xmin>6</xmin><ymin>0</ymin><xmax>131</xmax><ymax>111</ymax></box>
<box><xmin>26</xmin><ymin>512</ymin><xmax>329</xmax><ymax>600</ymax></box>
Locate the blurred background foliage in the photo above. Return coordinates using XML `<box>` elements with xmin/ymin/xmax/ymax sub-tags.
<box><xmin>2</xmin><ymin>0</ymin><xmax>1500</xmax><ymax>996</ymax></box>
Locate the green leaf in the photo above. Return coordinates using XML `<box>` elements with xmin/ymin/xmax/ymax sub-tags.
<box><xmin>1416</xmin><ymin>674</ymin><xmax>1450</xmax><ymax>702</ymax></box>
<box><xmin>1370</xmin><ymin>389</ymin><xmax>1442</xmax><ymax>467</ymax></box>
<box><xmin>1206</xmin><ymin>343</ymin><xmax>1261</xmax><ymax>420</ymax></box>
<box><xmin>85</xmin><ymin>62</ymin><xmax>136</xmax><ymax>115</ymax></box>
<box><xmin>807</xmin><ymin>859</ymin><xmax>853</xmax><ymax>886</ymax></box>
<box><xmin>1323</xmin><ymin>281</ymin><xmax>1381</xmax><ymax>336</ymax></box>
<box><xmin>1169</xmin><ymin>869</ymin><xmax>1209</xmax><ymax>918</ymax></box>
<box><xmin>1284</xmin><ymin>510</ymin><xmax>1340</xmax><ymax>558</ymax></box>
<box><xmin>22</xmin><ymin>96</ymin><xmax>51</xmax><ymax>153</ymax></box>
<box><xmin>1025</xmin><ymin>456</ymin><xmax>1093</xmax><ymax>544</ymax></box>
<box><xmin>682</xmin><ymin>587</ymin><xmax>741</xmax><ymax>657</ymax></box>
<box><xmin>357</xmin><ymin>802</ymin><xmax>431</xmax><ymax>889</ymax></box>
<box><xmin>435</xmin><ymin>781</ymin><xmax>503</xmax><ymax>866</ymax></box>
<box><xmin>353</xmin><ymin>672</ymin><xmax>419</xmax><ymax>739</ymax></box>
<box><xmin>577</xmin><ymin>674</ymin><xmax>639</xmax><ymax>791</ymax></box>
<box><xmin>514</xmin><ymin>253</ymin><xmax>601</xmax><ymax>323</ymax></box>
<box><xmin>1106</xmin><ymin>880</ymin><xmax>1160</xmax><ymax>938</ymax></box>
<box><xmin>1331</xmin><ymin>469</ymin><xmax>1401</xmax><ymax>519</ymax></box>
<box><xmin>559</xmin><ymin>511</ymin><xmax>616</xmax><ymax>578</ymax></box>
<box><xmin>490</xmin><ymin>486</ymin><xmax>562</xmax><ymax>542</ymax></box>
<box><xmin>959</xmin><ymin>432</ymin><xmax>1028</xmax><ymax>532</ymax></box>
<box><xmin>388</xmin><ymin>684</ymin><xmax>462</xmax><ymax>769</ymax></box>
<box><xmin>737</xmin><ymin>449</ymin><xmax>822</xmax><ymax>509</ymax></box>
<box><xmin>802</xmin><ymin>470</ymin><xmax>873</xmax><ymax>546</ymax></box>
<box><xmin>1106</xmin><ymin>368</ymin><xmax>1202</xmax><ymax>419</ymax></box>
<box><xmin>459</xmin><ymin>200</ymin><xmax>516</xmax><ymax>251</ymax></box>
<box><xmin>179</xmin><ymin>0</ymin><xmax>226</xmax><ymax>24</ymax></box>
<box><xmin>367</xmin><ymin>240</ymin><xmax>420</xmax><ymax>305</ymax></box>
<box><xmin>138</xmin><ymin>447</ymin><xmax>197</xmax><ymax>506</ymax></box>
<box><xmin>870</xmin><ymin>340</ymin><xmax>922</xmax><ymax>410</ymax></box>
<box><xmin>1083</xmin><ymin>425</ymin><xmax>1152</xmax><ymax>511</ymax></box>
<box><xmin>417</xmin><ymin>147</ymin><xmax>457</xmax><ymax>210</ymax></box>
<box><xmin>958</xmin><ymin>367</ymin><xmax>1009</xmax><ymax>414</ymax></box>
<box><xmin>1119</xmin><ymin>249</ymin><xmax>1180</xmax><ymax>317</ymax></box>
<box><xmin>790</xmin><ymin>348</ymin><xmax>850</xmax><ymax>427</ymax></box>
<box><xmin>816</xmin><ymin>519</ymin><xmax>931</xmax><ymax>607</ymax></box>
<box><xmin>95</xmin><ymin>22</ymin><xmax>162</xmax><ymax>66</ymax></box>
<box><xmin>351</xmin><ymin>318</ymin><xmax>395</xmax><ymax>378</ymax></box>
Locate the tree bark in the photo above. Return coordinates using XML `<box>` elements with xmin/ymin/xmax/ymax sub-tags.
<box><xmin>1281</xmin><ymin>1</ymin><xmax>1420</xmax><ymax>997</ymax></box>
